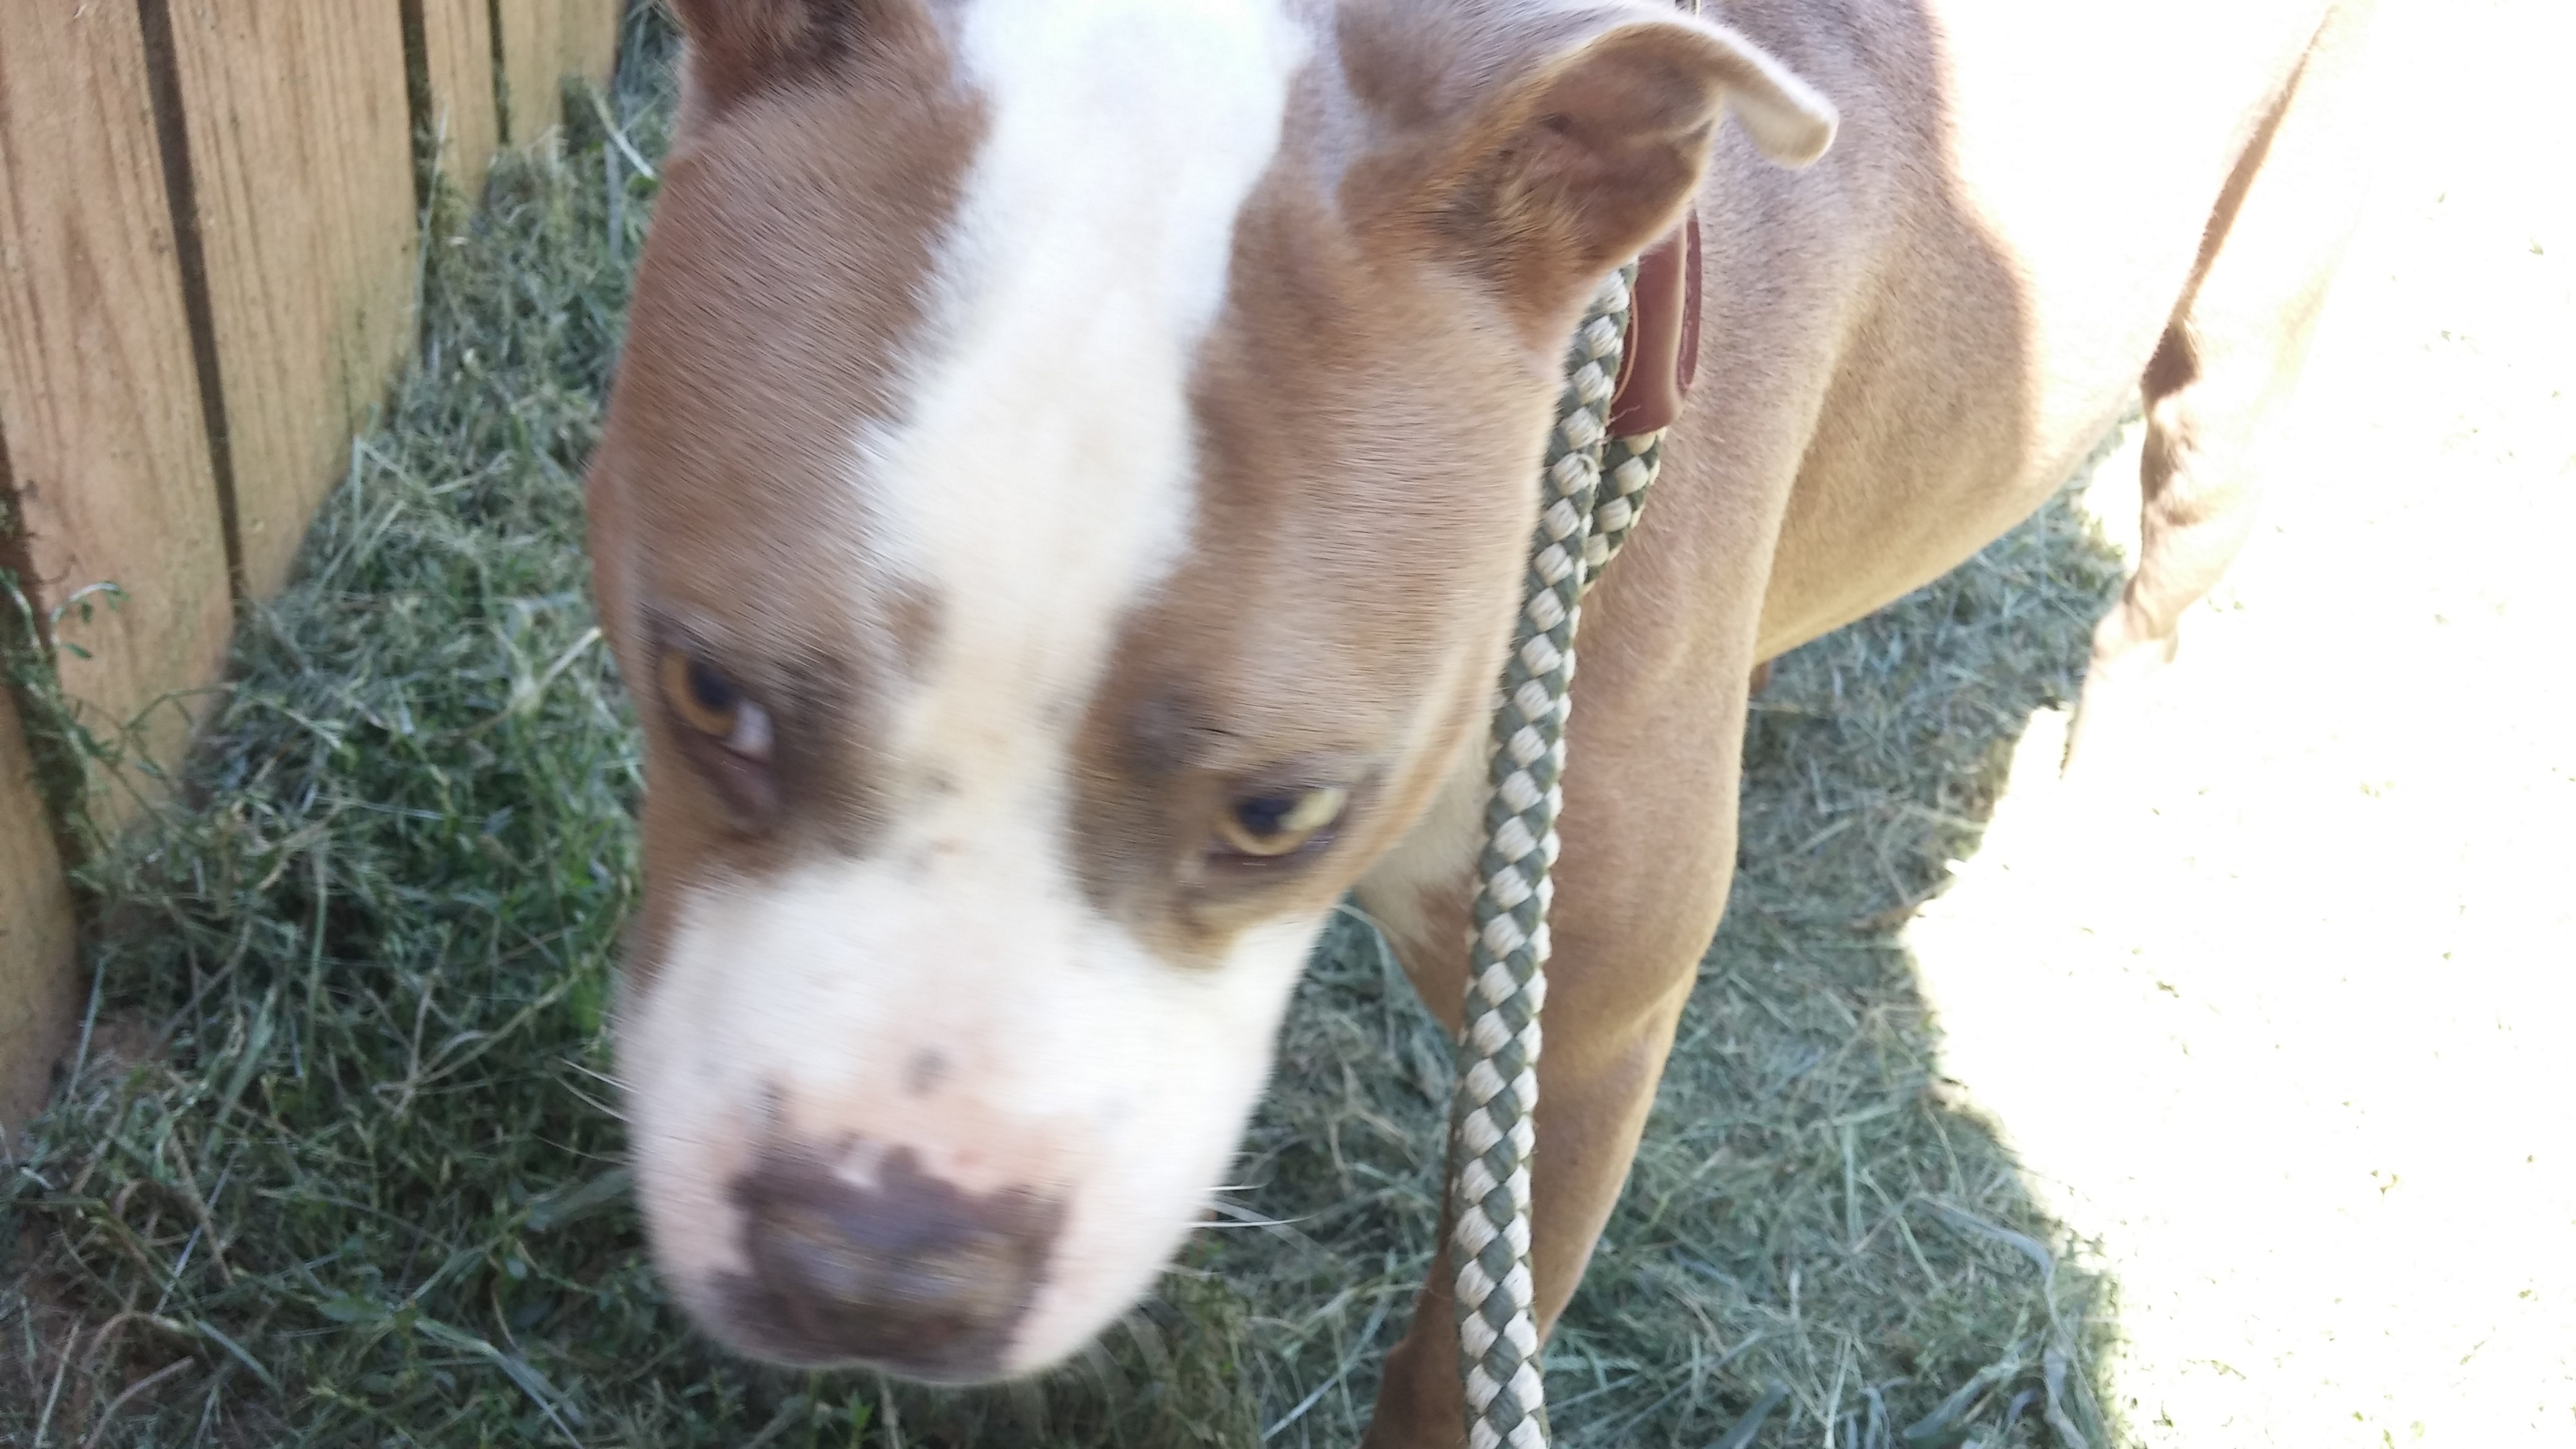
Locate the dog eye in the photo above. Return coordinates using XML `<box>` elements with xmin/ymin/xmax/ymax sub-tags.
<box><xmin>658</xmin><ymin>648</ymin><xmax>773</xmax><ymax>761</ymax></box>
<box><xmin>1214</xmin><ymin>786</ymin><xmax>1348</xmax><ymax>859</ymax></box>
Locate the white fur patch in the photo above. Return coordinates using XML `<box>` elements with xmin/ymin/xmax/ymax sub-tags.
<box><xmin>625</xmin><ymin>866</ymin><xmax>1321</xmax><ymax>1371</ymax></box>
<box><xmin>624</xmin><ymin>0</ymin><xmax>1316</xmax><ymax>1375</ymax></box>
<box><xmin>866</xmin><ymin>0</ymin><xmax>1310</xmax><ymax>772</ymax></box>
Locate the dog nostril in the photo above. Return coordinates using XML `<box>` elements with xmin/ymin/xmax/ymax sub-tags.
<box><xmin>720</xmin><ymin>1144</ymin><xmax>1063</xmax><ymax>1380</ymax></box>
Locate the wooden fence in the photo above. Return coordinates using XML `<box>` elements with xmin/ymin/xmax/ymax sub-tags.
<box><xmin>0</xmin><ymin>0</ymin><xmax>627</xmax><ymax>1131</ymax></box>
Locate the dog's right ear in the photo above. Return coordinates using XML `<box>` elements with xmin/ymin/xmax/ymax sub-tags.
<box><xmin>669</xmin><ymin>0</ymin><xmax>932</xmax><ymax>112</ymax></box>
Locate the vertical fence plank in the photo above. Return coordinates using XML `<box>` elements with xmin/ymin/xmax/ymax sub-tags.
<box><xmin>416</xmin><ymin>0</ymin><xmax>503</xmax><ymax>208</ymax></box>
<box><xmin>165</xmin><ymin>2</ymin><xmax>418</xmax><ymax>601</ymax></box>
<box><xmin>495</xmin><ymin>0</ymin><xmax>556</xmax><ymax>143</ymax></box>
<box><xmin>497</xmin><ymin>0</ymin><xmax>624</xmax><ymax>144</ymax></box>
<box><xmin>560</xmin><ymin>0</ymin><xmax>629</xmax><ymax>88</ymax></box>
<box><xmin>0</xmin><ymin>688</ymin><xmax>77</xmax><ymax>1134</ymax></box>
<box><xmin>0</xmin><ymin>2</ymin><xmax>233</xmax><ymax>800</ymax></box>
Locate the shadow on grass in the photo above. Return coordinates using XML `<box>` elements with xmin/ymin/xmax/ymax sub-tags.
<box><xmin>0</xmin><ymin>20</ymin><xmax>2133</xmax><ymax>1449</ymax></box>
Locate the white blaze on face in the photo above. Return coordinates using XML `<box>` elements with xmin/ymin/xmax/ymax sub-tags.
<box><xmin>623</xmin><ymin>0</ymin><xmax>1315</xmax><ymax>1375</ymax></box>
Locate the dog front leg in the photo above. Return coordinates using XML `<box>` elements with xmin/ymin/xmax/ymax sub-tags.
<box><xmin>1359</xmin><ymin>978</ymin><xmax>1699</xmax><ymax>1448</ymax></box>
<box><xmin>1355</xmin><ymin>707</ymin><xmax>1743</xmax><ymax>1449</ymax></box>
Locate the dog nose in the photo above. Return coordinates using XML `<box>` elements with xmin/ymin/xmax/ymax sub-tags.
<box><xmin>719</xmin><ymin>1144</ymin><xmax>1062</xmax><ymax>1380</ymax></box>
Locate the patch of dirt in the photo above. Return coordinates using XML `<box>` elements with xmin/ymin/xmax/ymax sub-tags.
<box><xmin>1904</xmin><ymin>1</ymin><xmax>2576</xmax><ymax>1442</ymax></box>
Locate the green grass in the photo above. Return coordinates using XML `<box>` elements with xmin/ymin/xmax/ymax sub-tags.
<box><xmin>3</xmin><ymin>21</ymin><xmax>2128</xmax><ymax>1448</ymax></box>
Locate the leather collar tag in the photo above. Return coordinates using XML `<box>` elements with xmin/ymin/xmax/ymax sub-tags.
<box><xmin>1606</xmin><ymin>209</ymin><xmax>1702</xmax><ymax>437</ymax></box>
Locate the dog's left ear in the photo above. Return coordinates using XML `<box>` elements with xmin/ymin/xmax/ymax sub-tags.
<box><xmin>1342</xmin><ymin>1</ymin><xmax>1834</xmax><ymax>333</ymax></box>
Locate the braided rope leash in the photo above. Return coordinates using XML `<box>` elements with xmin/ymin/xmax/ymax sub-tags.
<box><xmin>1450</xmin><ymin>265</ymin><xmax>1668</xmax><ymax>1449</ymax></box>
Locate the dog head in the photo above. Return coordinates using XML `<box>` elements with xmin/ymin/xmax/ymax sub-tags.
<box><xmin>587</xmin><ymin>0</ymin><xmax>1829</xmax><ymax>1381</ymax></box>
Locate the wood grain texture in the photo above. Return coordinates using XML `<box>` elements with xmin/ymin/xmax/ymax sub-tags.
<box><xmin>417</xmin><ymin>0</ymin><xmax>502</xmax><ymax>208</ymax></box>
<box><xmin>0</xmin><ymin>0</ymin><xmax>233</xmax><ymax>799</ymax></box>
<box><xmin>566</xmin><ymin>0</ymin><xmax>628</xmax><ymax>82</ymax></box>
<box><xmin>496</xmin><ymin>0</ymin><xmax>624</xmax><ymax>144</ymax></box>
<box><xmin>0</xmin><ymin>687</ymin><xmax>77</xmax><ymax>1137</ymax></box>
<box><xmin>167</xmin><ymin>1</ymin><xmax>417</xmax><ymax>600</ymax></box>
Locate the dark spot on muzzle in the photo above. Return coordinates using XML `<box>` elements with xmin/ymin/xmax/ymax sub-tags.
<box><xmin>715</xmin><ymin>1143</ymin><xmax>1064</xmax><ymax>1381</ymax></box>
<box><xmin>905</xmin><ymin>1049</ymin><xmax>951</xmax><ymax>1097</ymax></box>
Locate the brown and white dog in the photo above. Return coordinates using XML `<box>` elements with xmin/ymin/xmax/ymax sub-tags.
<box><xmin>583</xmin><ymin>0</ymin><xmax>2375</xmax><ymax>1440</ymax></box>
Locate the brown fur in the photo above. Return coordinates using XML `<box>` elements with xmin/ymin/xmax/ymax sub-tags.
<box><xmin>1352</xmin><ymin>2</ymin><xmax>2377</xmax><ymax>1442</ymax></box>
<box><xmin>587</xmin><ymin>11</ymin><xmax>981</xmax><ymax>986</ymax></box>
<box><xmin>590</xmin><ymin>0</ymin><xmax>2377</xmax><ymax>1438</ymax></box>
<box><xmin>1061</xmin><ymin>1</ymin><xmax>1832</xmax><ymax>968</ymax></box>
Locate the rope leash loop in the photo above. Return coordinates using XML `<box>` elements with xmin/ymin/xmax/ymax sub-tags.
<box><xmin>1449</xmin><ymin>263</ymin><xmax>1668</xmax><ymax>1449</ymax></box>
